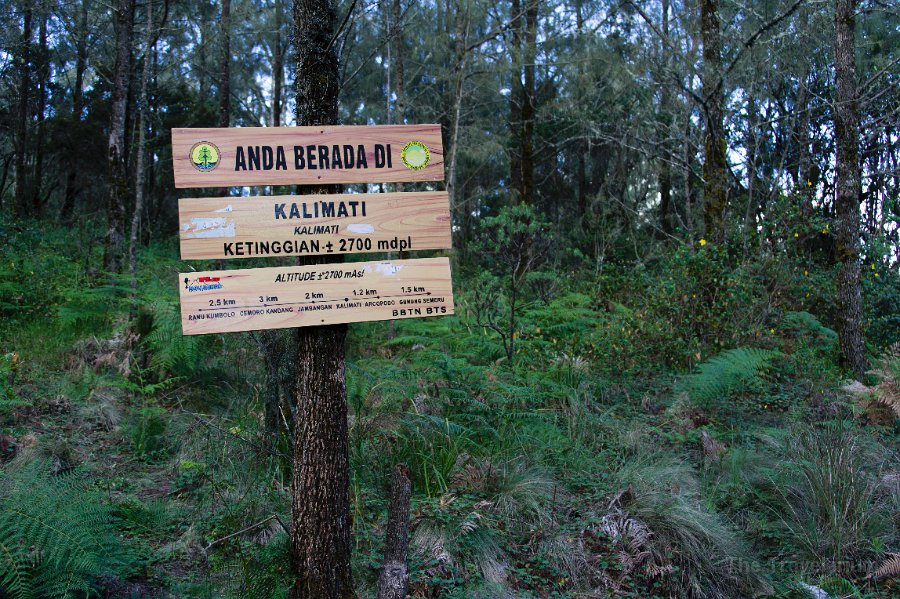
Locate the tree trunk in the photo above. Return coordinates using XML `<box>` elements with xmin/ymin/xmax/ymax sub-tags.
<box><xmin>833</xmin><ymin>0</ymin><xmax>867</xmax><ymax>378</ymax></box>
<box><xmin>290</xmin><ymin>1</ymin><xmax>352</xmax><ymax>597</ymax></box>
<box><xmin>376</xmin><ymin>464</ymin><xmax>412</xmax><ymax>599</ymax></box>
<box><xmin>446</xmin><ymin>1</ymin><xmax>469</xmax><ymax>247</ymax></box>
<box><xmin>519</xmin><ymin>0</ymin><xmax>538</xmax><ymax>206</ymax></box>
<box><xmin>658</xmin><ymin>0</ymin><xmax>672</xmax><ymax>235</ymax></box>
<box><xmin>104</xmin><ymin>0</ymin><xmax>134</xmax><ymax>274</ymax></box>
<box><xmin>272</xmin><ymin>0</ymin><xmax>284</xmax><ymax>127</ymax></box>
<box><xmin>509</xmin><ymin>0</ymin><xmax>523</xmax><ymax>203</ymax></box>
<box><xmin>62</xmin><ymin>0</ymin><xmax>89</xmax><ymax>220</ymax></box>
<box><xmin>701</xmin><ymin>0</ymin><xmax>726</xmax><ymax>242</ymax></box>
<box><xmin>13</xmin><ymin>1</ymin><xmax>33</xmax><ymax>218</ymax></box>
<box><xmin>219</xmin><ymin>0</ymin><xmax>231</xmax><ymax>129</ymax></box>
<box><xmin>31</xmin><ymin>1</ymin><xmax>48</xmax><ymax>215</ymax></box>
<box><xmin>129</xmin><ymin>0</ymin><xmax>154</xmax><ymax>318</ymax></box>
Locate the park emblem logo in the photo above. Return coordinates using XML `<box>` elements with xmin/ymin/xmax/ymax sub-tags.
<box><xmin>401</xmin><ymin>141</ymin><xmax>430</xmax><ymax>170</ymax></box>
<box><xmin>190</xmin><ymin>141</ymin><xmax>221</xmax><ymax>172</ymax></box>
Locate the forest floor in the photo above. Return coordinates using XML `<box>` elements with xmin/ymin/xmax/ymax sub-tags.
<box><xmin>0</xmin><ymin>219</ymin><xmax>898</xmax><ymax>599</ymax></box>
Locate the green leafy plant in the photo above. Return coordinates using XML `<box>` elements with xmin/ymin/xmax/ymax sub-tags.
<box><xmin>687</xmin><ymin>347</ymin><xmax>782</xmax><ymax>407</ymax></box>
<box><xmin>0</xmin><ymin>459</ymin><xmax>131</xmax><ymax>598</ymax></box>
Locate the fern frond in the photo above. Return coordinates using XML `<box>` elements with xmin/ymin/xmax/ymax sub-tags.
<box><xmin>0</xmin><ymin>459</ymin><xmax>129</xmax><ymax>598</ymax></box>
<box><xmin>874</xmin><ymin>553</ymin><xmax>900</xmax><ymax>579</ymax></box>
<box><xmin>687</xmin><ymin>347</ymin><xmax>781</xmax><ymax>405</ymax></box>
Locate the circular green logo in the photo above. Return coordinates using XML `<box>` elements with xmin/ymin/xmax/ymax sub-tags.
<box><xmin>190</xmin><ymin>141</ymin><xmax>220</xmax><ymax>172</ymax></box>
<box><xmin>401</xmin><ymin>141</ymin><xmax>430</xmax><ymax>171</ymax></box>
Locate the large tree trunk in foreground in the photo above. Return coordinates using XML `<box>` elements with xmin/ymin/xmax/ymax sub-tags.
<box><xmin>289</xmin><ymin>1</ymin><xmax>352</xmax><ymax>597</ymax></box>
<box><xmin>701</xmin><ymin>0</ymin><xmax>726</xmax><ymax>242</ymax></box>
<box><xmin>376</xmin><ymin>465</ymin><xmax>412</xmax><ymax>599</ymax></box>
<box><xmin>833</xmin><ymin>0</ymin><xmax>867</xmax><ymax>378</ymax></box>
<box><xmin>104</xmin><ymin>0</ymin><xmax>135</xmax><ymax>273</ymax></box>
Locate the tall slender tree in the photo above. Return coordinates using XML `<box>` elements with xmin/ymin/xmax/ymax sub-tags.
<box><xmin>13</xmin><ymin>0</ymin><xmax>33</xmax><ymax>218</ymax></box>
<box><xmin>833</xmin><ymin>0</ymin><xmax>866</xmax><ymax>378</ymax></box>
<box><xmin>218</xmin><ymin>0</ymin><xmax>231</xmax><ymax>129</ymax></box>
<box><xmin>32</xmin><ymin>0</ymin><xmax>48</xmax><ymax>214</ymax></box>
<box><xmin>701</xmin><ymin>0</ymin><xmax>726</xmax><ymax>242</ymax></box>
<box><xmin>129</xmin><ymin>0</ymin><xmax>154</xmax><ymax>316</ymax></box>
<box><xmin>289</xmin><ymin>0</ymin><xmax>352</xmax><ymax>597</ymax></box>
<box><xmin>104</xmin><ymin>0</ymin><xmax>135</xmax><ymax>273</ymax></box>
<box><xmin>62</xmin><ymin>0</ymin><xmax>90</xmax><ymax>220</ymax></box>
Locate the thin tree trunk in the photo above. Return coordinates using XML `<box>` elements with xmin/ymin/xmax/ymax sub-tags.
<box><xmin>272</xmin><ymin>0</ymin><xmax>284</xmax><ymax>127</ymax></box>
<box><xmin>217</xmin><ymin>0</ymin><xmax>230</xmax><ymax>209</ymax></box>
<box><xmin>833</xmin><ymin>0</ymin><xmax>866</xmax><ymax>378</ymax></box>
<box><xmin>62</xmin><ymin>0</ymin><xmax>89</xmax><ymax>220</ymax></box>
<box><xmin>701</xmin><ymin>0</ymin><xmax>726</xmax><ymax>242</ymax></box>
<box><xmin>658</xmin><ymin>0</ymin><xmax>672</xmax><ymax>235</ymax></box>
<box><xmin>376</xmin><ymin>465</ymin><xmax>412</xmax><ymax>599</ymax></box>
<box><xmin>519</xmin><ymin>0</ymin><xmax>538</xmax><ymax>206</ymax></box>
<box><xmin>446</xmin><ymin>2</ymin><xmax>468</xmax><ymax>245</ymax></box>
<box><xmin>290</xmin><ymin>0</ymin><xmax>352</xmax><ymax>597</ymax></box>
<box><xmin>129</xmin><ymin>0</ymin><xmax>154</xmax><ymax>318</ymax></box>
<box><xmin>13</xmin><ymin>1</ymin><xmax>33</xmax><ymax>218</ymax></box>
<box><xmin>509</xmin><ymin>0</ymin><xmax>523</xmax><ymax>203</ymax></box>
<box><xmin>104</xmin><ymin>0</ymin><xmax>134</xmax><ymax>274</ymax></box>
<box><xmin>32</xmin><ymin>1</ymin><xmax>48</xmax><ymax>215</ymax></box>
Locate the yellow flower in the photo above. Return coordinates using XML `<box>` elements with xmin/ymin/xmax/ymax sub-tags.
<box><xmin>875</xmin><ymin>273</ymin><xmax>879</xmax><ymax>278</ymax></box>
<box><xmin>871</xmin><ymin>263</ymin><xmax>876</xmax><ymax>270</ymax></box>
<box><xmin>794</xmin><ymin>233</ymin><xmax>799</xmax><ymax>238</ymax></box>
<box><xmin>807</xmin><ymin>180</ymin><xmax>812</xmax><ymax>187</ymax></box>
<box><xmin>769</xmin><ymin>328</ymin><xmax>775</xmax><ymax>334</ymax></box>
<box><xmin>699</xmin><ymin>239</ymin><xmax>707</xmax><ymax>246</ymax></box>
<box><xmin>229</xmin><ymin>426</ymin><xmax>241</xmax><ymax>435</ymax></box>
<box><xmin>804</xmin><ymin>270</ymin><xmax>808</xmax><ymax>276</ymax></box>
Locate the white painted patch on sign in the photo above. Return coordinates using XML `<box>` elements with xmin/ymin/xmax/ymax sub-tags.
<box><xmin>214</xmin><ymin>204</ymin><xmax>233</xmax><ymax>213</ymax></box>
<box><xmin>346</xmin><ymin>223</ymin><xmax>375</xmax><ymax>234</ymax></box>
<box><xmin>185</xmin><ymin>217</ymin><xmax>235</xmax><ymax>239</ymax></box>
<box><xmin>373</xmin><ymin>262</ymin><xmax>403</xmax><ymax>277</ymax></box>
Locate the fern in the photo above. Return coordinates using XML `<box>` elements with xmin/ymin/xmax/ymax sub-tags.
<box><xmin>783</xmin><ymin>311</ymin><xmax>838</xmax><ymax>341</ymax></box>
<box><xmin>687</xmin><ymin>347</ymin><xmax>781</xmax><ymax>405</ymax></box>
<box><xmin>0</xmin><ymin>460</ymin><xmax>130</xmax><ymax>598</ymax></box>
<box><xmin>873</xmin><ymin>553</ymin><xmax>900</xmax><ymax>579</ymax></box>
<box><xmin>144</xmin><ymin>299</ymin><xmax>203</xmax><ymax>375</ymax></box>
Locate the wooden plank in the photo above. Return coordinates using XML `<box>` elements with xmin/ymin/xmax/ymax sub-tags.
<box><xmin>172</xmin><ymin>124</ymin><xmax>444</xmax><ymax>188</ymax></box>
<box><xmin>179</xmin><ymin>257</ymin><xmax>454</xmax><ymax>335</ymax></box>
<box><xmin>179</xmin><ymin>191</ymin><xmax>451</xmax><ymax>260</ymax></box>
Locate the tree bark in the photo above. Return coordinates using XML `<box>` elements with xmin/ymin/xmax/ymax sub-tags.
<box><xmin>129</xmin><ymin>0</ymin><xmax>154</xmax><ymax>318</ymax></box>
<box><xmin>104</xmin><ymin>0</ymin><xmax>134</xmax><ymax>274</ymax></box>
<box><xmin>376</xmin><ymin>464</ymin><xmax>412</xmax><ymax>599</ymax></box>
<box><xmin>290</xmin><ymin>1</ymin><xmax>352</xmax><ymax>597</ymax></box>
<box><xmin>833</xmin><ymin>0</ymin><xmax>867</xmax><ymax>378</ymax></box>
<box><xmin>701</xmin><ymin>0</ymin><xmax>726</xmax><ymax>242</ymax></box>
<box><xmin>62</xmin><ymin>0</ymin><xmax>90</xmax><ymax>220</ymax></box>
<box><xmin>13</xmin><ymin>1</ymin><xmax>33</xmax><ymax>218</ymax></box>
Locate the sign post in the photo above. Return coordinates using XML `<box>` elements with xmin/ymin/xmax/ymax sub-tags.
<box><xmin>172</xmin><ymin>122</ymin><xmax>453</xmax><ymax>597</ymax></box>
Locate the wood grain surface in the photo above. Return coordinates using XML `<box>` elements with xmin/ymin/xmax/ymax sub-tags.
<box><xmin>179</xmin><ymin>257</ymin><xmax>454</xmax><ymax>335</ymax></box>
<box><xmin>172</xmin><ymin>124</ymin><xmax>444</xmax><ymax>188</ymax></box>
<box><xmin>178</xmin><ymin>191</ymin><xmax>451</xmax><ymax>260</ymax></box>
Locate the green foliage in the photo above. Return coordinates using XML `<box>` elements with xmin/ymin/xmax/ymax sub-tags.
<box><xmin>687</xmin><ymin>347</ymin><xmax>782</xmax><ymax>407</ymax></box>
<box><xmin>766</xmin><ymin>424</ymin><xmax>896</xmax><ymax>576</ymax></box>
<box><xmin>0</xmin><ymin>460</ymin><xmax>131</xmax><ymax>598</ymax></box>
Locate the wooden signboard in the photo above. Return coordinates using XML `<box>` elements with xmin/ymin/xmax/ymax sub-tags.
<box><xmin>172</xmin><ymin>124</ymin><xmax>444</xmax><ymax>188</ymax></box>
<box><xmin>179</xmin><ymin>191</ymin><xmax>451</xmax><ymax>260</ymax></box>
<box><xmin>179</xmin><ymin>257</ymin><xmax>454</xmax><ymax>335</ymax></box>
